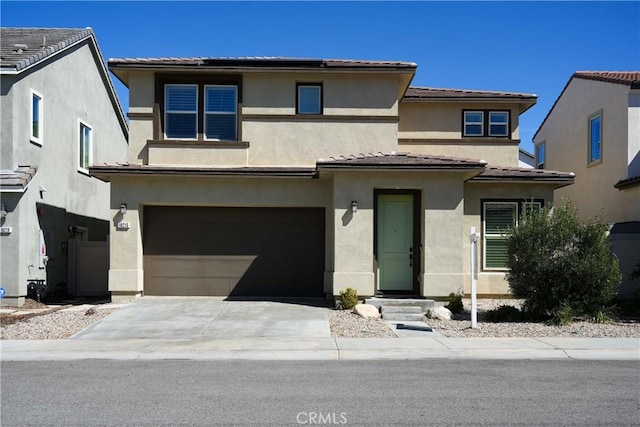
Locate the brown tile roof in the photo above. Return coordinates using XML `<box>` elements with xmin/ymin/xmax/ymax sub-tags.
<box><xmin>89</xmin><ymin>163</ymin><xmax>318</xmax><ymax>181</ymax></box>
<box><xmin>534</xmin><ymin>70</ymin><xmax>640</xmax><ymax>139</ymax></box>
<box><xmin>0</xmin><ymin>27</ymin><xmax>93</xmax><ymax>71</ymax></box>
<box><xmin>0</xmin><ymin>166</ymin><xmax>37</xmax><ymax>191</ymax></box>
<box><xmin>470</xmin><ymin>166</ymin><xmax>575</xmax><ymax>185</ymax></box>
<box><xmin>316</xmin><ymin>152</ymin><xmax>487</xmax><ymax>169</ymax></box>
<box><xmin>614</xmin><ymin>175</ymin><xmax>640</xmax><ymax>190</ymax></box>
<box><xmin>404</xmin><ymin>86</ymin><xmax>537</xmax><ymax>101</ymax></box>
<box><xmin>574</xmin><ymin>71</ymin><xmax>640</xmax><ymax>87</ymax></box>
<box><xmin>108</xmin><ymin>56</ymin><xmax>417</xmax><ymax>70</ymax></box>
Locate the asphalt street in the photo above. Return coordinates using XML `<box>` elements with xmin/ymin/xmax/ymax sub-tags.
<box><xmin>2</xmin><ymin>359</ymin><xmax>638</xmax><ymax>426</ymax></box>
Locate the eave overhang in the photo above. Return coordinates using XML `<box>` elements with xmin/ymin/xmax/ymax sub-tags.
<box><xmin>468</xmin><ymin>167</ymin><xmax>575</xmax><ymax>189</ymax></box>
<box><xmin>614</xmin><ymin>176</ymin><xmax>640</xmax><ymax>190</ymax></box>
<box><xmin>89</xmin><ymin>164</ymin><xmax>318</xmax><ymax>183</ymax></box>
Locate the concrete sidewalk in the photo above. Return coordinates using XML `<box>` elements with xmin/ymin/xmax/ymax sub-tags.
<box><xmin>2</xmin><ymin>336</ymin><xmax>638</xmax><ymax>361</ymax></box>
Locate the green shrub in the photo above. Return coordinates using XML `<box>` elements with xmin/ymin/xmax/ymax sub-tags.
<box><xmin>549</xmin><ymin>303</ymin><xmax>574</xmax><ymax>326</ymax></box>
<box><xmin>589</xmin><ymin>306</ymin><xmax>614</xmax><ymax>324</ymax></box>
<box><xmin>339</xmin><ymin>287</ymin><xmax>359</xmax><ymax>310</ymax></box>
<box><xmin>484</xmin><ymin>305</ymin><xmax>530</xmax><ymax>323</ymax></box>
<box><xmin>444</xmin><ymin>292</ymin><xmax>464</xmax><ymax>314</ymax></box>
<box><xmin>506</xmin><ymin>199</ymin><xmax>622</xmax><ymax>319</ymax></box>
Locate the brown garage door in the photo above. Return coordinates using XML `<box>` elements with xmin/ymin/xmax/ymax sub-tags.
<box><xmin>143</xmin><ymin>206</ymin><xmax>325</xmax><ymax>297</ymax></box>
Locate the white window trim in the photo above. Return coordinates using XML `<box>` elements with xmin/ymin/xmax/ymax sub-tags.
<box><xmin>297</xmin><ymin>84</ymin><xmax>322</xmax><ymax>115</ymax></box>
<box><xmin>164</xmin><ymin>84</ymin><xmax>198</xmax><ymax>140</ymax></box>
<box><xmin>483</xmin><ymin>201</ymin><xmax>518</xmax><ymax>271</ymax></box>
<box><xmin>204</xmin><ymin>84</ymin><xmax>237</xmax><ymax>141</ymax></box>
<box><xmin>30</xmin><ymin>89</ymin><xmax>43</xmax><ymax>146</ymax></box>
<box><xmin>535</xmin><ymin>141</ymin><xmax>546</xmax><ymax>169</ymax></box>
<box><xmin>588</xmin><ymin>111</ymin><xmax>602</xmax><ymax>166</ymax></box>
<box><xmin>488</xmin><ymin>111</ymin><xmax>509</xmax><ymax>137</ymax></box>
<box><xmin>463</xmin><ymin>111</ymin><xmax>484</xmax><ymax>137</ymax></box>
<box><xmin>78</xmin><ymin>119</ymin><xmax>93</xmax><ymax>174</ymax></box>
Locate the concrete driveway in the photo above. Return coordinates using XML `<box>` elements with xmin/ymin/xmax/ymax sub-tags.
<box><xmin>71</xmin><ymin>297</ymin><xmax>331</xmax><ymax>340</ymax></box>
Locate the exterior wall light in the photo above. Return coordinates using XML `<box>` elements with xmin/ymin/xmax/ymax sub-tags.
<box><xmin>120</xmin><ymin>203</ymin><xmax>127</xmax><ymax>215</ymax></box>
<box><xmin>351</xmin><ymin>200</ymin><xmax>358</xmax><ymax>213</ymax></box>
<box><xmin>0</xmin><ymin>203</ymin><xmax>7</xmax><ymax>219</ymax></box>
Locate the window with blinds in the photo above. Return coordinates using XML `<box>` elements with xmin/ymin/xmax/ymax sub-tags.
<box><xmin>205</xmin><ymin>85</ymin><xmax>237</xmax><ymax>140</ymax></box>
<box><xmin>482</xmin><ymin>200</ymin><xmax>543</xmax><ymax>270</ymax></box>
<box><xmin>484</xmin><ymin>202</ymin><xmax>517</xmax><ymax>270</ymax></box>
<box><xmin>165</xmin><ymin>84</ymin><xmax>198</xmax><ymax>139</ymax></box>
<box><xmin>297</xmin><ymin>84</ymin><xmax>322</xmax><ymax>115</ymax></box>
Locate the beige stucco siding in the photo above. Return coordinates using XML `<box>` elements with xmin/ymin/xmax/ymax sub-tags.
<box><xmin>463</xmin><ymin>183</ymin><xmax>554</xmax><ymax>296</ymax></box>
<box><xmin>244</xmin><ymin>120</ymin><xmax>397</xmax><ymax>166</ymax></box>
<box><xmin>398</xmin><ymin>102</ymin><xmax>521</xmax><ymax>167</ymax></box>
<box><xmin>535</xmin><ymin>79</ymin><xmax>636</xmax><ymax>223</ymax></box>
<box><xmin>329</xmin><ymin>170</ymin><xmax>466</xmax><ymax>298</ymax></box>
<box><xmin>242</xmin><ymin>73</ymin><xmax>399</xmax><ymax>116</ymax></box>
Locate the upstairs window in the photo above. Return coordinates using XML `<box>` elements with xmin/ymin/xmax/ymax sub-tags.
<box><xmin>463</xmin><ymin>110</ymin><xmax>510</xmax><ymax>138</ymax></box>
<box><xmin>78</xmin><ymin>121</ymin><xmax>92</xmax><ymax>173</ymax></box>
<box><xmin>589</xmin><ymin>111</ymin><xmax>602</xmax><ymax>165</ymax></box>
<box><xmin>488</xmin><ymin>111</ymin><xmax>509</xmax><ymax>136</ymax></box>
<box><xmin>536</xmin><ymin>143</ymin><xmax>545</xmax><ymax>169</ymax></box>
<box><xmin>464</xmin><ymin>111</ymin><xmax>484</xmax><ymax>136</ymax></box>
<box><xmin>483</xmin><ymin>200</ymin><xmax>542</xmax><ymax>270</ymax></box>
<box><xmin>297</xmin><ymin>84</ymin><xmax>322</xmax><ymax>115</ymax></box>
<box><xmin>31</xmin><ymin>90</ymin><xmax>43</xmax><ymax>145</ymax></box>
<box><xmin>205</xmin><ymin>85</ymin><xmax>237</xmax><ymax>140</ymax></box>
<box><xmin>165</xmin><ymin>84</ymin><xmax>198</xmax><ymax>139</ymax></box>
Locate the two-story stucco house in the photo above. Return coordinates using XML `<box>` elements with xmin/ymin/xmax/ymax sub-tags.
<box><xmin>90</xmin><ymin>57</ymin><xmax>573</xmax><ymax>302</ymax></box>
<box><xmin>0</xmin><ymin>28</ymin><xmax>129</xmax><ymax>306</ymax></box>
<box><xmin>533</xmin><ymin>71</ymin><xmax>640</xmax><ymax>294</ymax></box>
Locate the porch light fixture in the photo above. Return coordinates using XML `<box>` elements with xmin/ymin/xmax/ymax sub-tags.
<box><xmin>0</xmin><ymin>204</ymin><xmax>7</xmax><ymax>219</ymax></box>
<box><xmin>351</xmin><ymin>200</ymin><xmax>358</xmax><ymax>213</ymax></box>
<box><xmin>120</xmin><ymin>203</ymin><xmax>127</xmax><ymax>216</ymax></box>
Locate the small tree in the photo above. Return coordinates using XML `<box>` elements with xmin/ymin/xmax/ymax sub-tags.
<box><xmin>506</xmin><ymin>200</ymin><xmax>621</xmax><ymax>319</ymax></box>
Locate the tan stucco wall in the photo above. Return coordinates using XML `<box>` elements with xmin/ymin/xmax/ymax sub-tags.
<box><xmin>534</xmin><ymin>79</ymin><xmax>638</xmax><ymax>223</ymax></box>
<box><xmin>463</xmin><ymin>183</ymin><xmax>555</xmax><ymax>296</ymax></box>
<box><xmin>125</xmin><ymin>71</ymin><xmax>401</xmax><ymax>167</ymax></box>
<box><xmin>398</xmin><ymin>102</ymin><xmax>521</xmax><ymax>167</ymax></box>
<box><xmin>329</xmin><ymin>170</ymin><xmax>466</xmax><ymax>298</ymax></box>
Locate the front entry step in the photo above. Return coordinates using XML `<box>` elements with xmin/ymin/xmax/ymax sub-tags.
<box><xmin>366</xmin><ymin>298</ymin><xmax>434</xmax><ymax>322</ymax></box>
<box><xmin>365</xmin><ymin>298</ymin><xmax>434</xmax><ymax>313</ymax></box>
<box><xmin>379</xmin><ymin>305</ymin><xmax>424</xmax><ymax>322</ymax></box>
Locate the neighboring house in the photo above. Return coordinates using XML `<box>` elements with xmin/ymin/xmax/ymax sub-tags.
<box><xmin>533</xmin><ymin>71</ymin><xmax>640</xmax><ymax>294</ymax></box>
<box><xmin>518</xmin><ymin>148</ymin><xmax>534</xmax><ymax>168</ymax></box>
<box><xmin>90</xmin><ymin>57</ymin><xmax>573</xmax><ymax>302</ymax></box>
<box><xmin>0</xmin><ymin>28</ymin><xmax>128</xmax><ymax>306</ymax></box>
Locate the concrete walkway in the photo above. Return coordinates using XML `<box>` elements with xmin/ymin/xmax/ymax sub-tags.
<box><xmin>1</xmin><ymin>297</ymin><xmax>638</xmax><ymax>361</ymax></box>
<box><xmin>2</xmin><ymin>336</ymin><xmax>638</xmax><ymax>361</ymax></box>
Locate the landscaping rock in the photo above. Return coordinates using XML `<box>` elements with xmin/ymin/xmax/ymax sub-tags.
<box><xmin>353</xmin><ymin>304</ymin><xmax>381</xmax><ymax>319</ymax></box>
<box><xmin>428</xmin><ymin>306</ymin><xmax>452</xmax><ymax>320</ymax></box>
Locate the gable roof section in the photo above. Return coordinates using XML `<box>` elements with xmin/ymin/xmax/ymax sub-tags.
<box><xmin>533</xmin><ymin>71</ymin><xmax>640</xmax><ymax>140</ymax></box>
<box><xmin>316</xmin><ymin>152</ymin><xmax>487</xmax><ymax>170</ymax></box>
<box><xmin>0</xmin><ymin>27</ymin><xmax>128</xmax><ymax>138</ymax></box>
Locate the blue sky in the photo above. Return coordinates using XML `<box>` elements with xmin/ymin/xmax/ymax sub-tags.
<box><xmin>2</xmin><ymin>1</ymin><xmax>639</xmax><ymax>153</ymax></box>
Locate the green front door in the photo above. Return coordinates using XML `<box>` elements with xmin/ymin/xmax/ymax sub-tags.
<box><xmin>377</xmin><ymin>194</ymin><xmax>414</xmax><ymax>292</ymax></box>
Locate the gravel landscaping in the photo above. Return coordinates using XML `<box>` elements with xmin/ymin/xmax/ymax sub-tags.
<box><xmin>2</xmin><ymin>298</ymin><xmax>639</xmax><ymax>340</ymax></box>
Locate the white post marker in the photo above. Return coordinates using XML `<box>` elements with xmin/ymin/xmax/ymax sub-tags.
<box><xmin>470</xmin><ymin>227</ymin><xmax>478</xmax><ymax>328</ymax></box>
